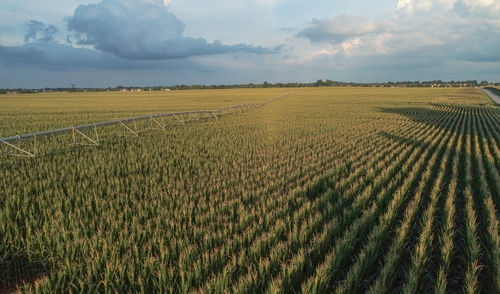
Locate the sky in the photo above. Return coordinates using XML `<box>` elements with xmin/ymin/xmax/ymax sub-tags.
<box><xmin>0</xmin><ymin>0</ymin><xmax>499</xmax><ymax>88</ymax></box>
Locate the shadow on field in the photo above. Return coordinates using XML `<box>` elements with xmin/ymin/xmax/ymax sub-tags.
<box><xmin>0</xmin><ymin>251</ymin><xmax>50</xmax><ymax>293</ymax></box>
<box><xmin>377</xmin><ymin>105</ymin><xmax>500</xmax><ymax>294</ymax></box>
<box><xmin>379</xmin><ymin>103</ymin><xmax>500</xmax><ymax>191</ymax></box>
<box><xmin>378</xmin><ymin>103</ymin><xmax>500</xmax><ymax>135</ymax></box>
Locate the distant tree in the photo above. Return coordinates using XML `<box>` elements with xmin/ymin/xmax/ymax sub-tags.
<box><xmin>315</xmin><ymin>79</ymin><xmax>326</xmax><ymax>87</ymax></box>
<box><xmin>325</xmin><ymin>79</ymin><xmax>335</xmax><ymax>86</ymax></box>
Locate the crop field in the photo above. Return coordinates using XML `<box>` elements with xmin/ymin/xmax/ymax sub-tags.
<box><xmin>0</xmin><ymin>87</ymin><xmax>499</xmax><ymax>293</ymax></box>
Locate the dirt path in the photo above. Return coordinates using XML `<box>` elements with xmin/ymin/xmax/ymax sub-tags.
<box><xmin>482</xmin><ymin>88</ymin><xmax>500</xmax><ymax>105</ymax></box>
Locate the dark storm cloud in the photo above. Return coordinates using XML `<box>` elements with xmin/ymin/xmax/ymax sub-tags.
<box><xmin>0</xmin><ymin>41</ymin><xmax>212</xmax><ymax>71</ymax></box>
<box><xmin>65</xmin><ymin>0</ymin><xmax>278</xmax><ymax>60</ymax></box>
<box><xmin>24</xmin><ymin>20</ymin><xmax>58</xmax><ymax>43</ymax></box>
<box><xmin>0</xmin><ymin>0</ymin><xmax>278</xmax><ymax>75</ymax></box>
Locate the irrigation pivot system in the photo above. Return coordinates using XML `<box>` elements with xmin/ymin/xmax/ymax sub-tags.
<box><xmin>0</xmin><ymin>92</ymin><xmax>292</xmax><ymax>158</ymax></box>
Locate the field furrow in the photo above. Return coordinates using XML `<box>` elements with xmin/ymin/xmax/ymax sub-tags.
<box><xmin>1</xmin><ymin>87</ymin><xmax>498</xmax><ymax>293</ymax></box>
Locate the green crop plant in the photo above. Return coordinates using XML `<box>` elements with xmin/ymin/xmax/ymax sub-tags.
<box><xmin>0</xmin><ymin>87</ymin><xmax>499</xmax><ymax>293</ymax></box>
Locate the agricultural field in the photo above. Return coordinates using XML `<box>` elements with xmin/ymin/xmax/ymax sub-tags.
<box><xmin>1</xmin><ymin>87</ymin><xmax>499</xmax><ymax>293</ymax></box>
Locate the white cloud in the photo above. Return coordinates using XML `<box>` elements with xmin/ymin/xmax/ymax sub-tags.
<box><xmin>396</xmin><ymin>0</ymin><xmax>413</xmax><ymax>11</ymax></box>
<box><xmin>437</xmin><ymin>0</ymin><xmax>456</xmax><ymax>10</ymax></box>
<box><xmin>297</xmin><ymin>15</ymin><xmax>393</xmax><ymax>44</ymax></box>
<box><xmin>462</xmin><ymin>0</ymin><xmax>500</xmax><ymax>18</ymax></box>
<box><xmin>286</xmin><ymin>45</ymin><xmax>340</xmax><ymax>65</ymax></box>
<box><xmin>397</xmin><ymin>0</ymin><xmax>434</xmax><ymax>15</ymax></box>
<box><xmin>66</xmin><ymin>0</ymin><xmax>278</xmax><ymax>59</ymax></box>
<box><xmin>292</xmin><ymin>0</ymin><xmax>500</xmax><ymax>79</ymax></box>
<box><xmin>397</xmin><ymin>0</ymin><xmax>500</xmax><ymax>17</ymax></box>
<box><xmin>143</xmin><ymin>0</ymin><xmax>170</xmax><ymax>7</ymax></box>
<box><xmin>341</xmin><ymin>38</ymin><xmax>361</xmax><ymax>56</ymax></box>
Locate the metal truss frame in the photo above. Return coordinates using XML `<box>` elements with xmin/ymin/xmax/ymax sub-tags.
<box><xmin>0</xmin><ymin>92</ymin><xmax>293</xmax><ymax>158</ymax></box>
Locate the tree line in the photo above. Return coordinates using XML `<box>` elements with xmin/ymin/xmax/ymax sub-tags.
<box><xmin>1</xmin><ymin>80</ymin><xmax>498</xmax><ymax>94</ymax></box>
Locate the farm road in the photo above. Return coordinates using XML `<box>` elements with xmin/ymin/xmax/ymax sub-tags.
<box><xmin>482</xmin><ymin>88</ymin><xmax>500</xmax><ymax>104</ymax></box>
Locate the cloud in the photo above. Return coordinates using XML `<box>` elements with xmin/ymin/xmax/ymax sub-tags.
<box><xmin>2</xmin><ymin>0</ymin><xmax>499</xmax><ymax>88</ymax></box>
<box><xmin>142</xmin><ymin>0</ymin><xmax>171</xmax><ymax>7</ymax></box>
<box><xmin>294</xmin><ymin>1</ymin><xmax>500</xmax><ymax>68</ymax></box>
<box><xmin>397</xmin><ymin>0</ymin><xmax>500</xmax><ymax>18</ymax></box>
<box><xmin>0</xmin><ymin>42</ymin><xmax>126</xmax><ymax>69</ymax></box>
<box><xmin>285</xmin><ymin>46</ymin><xmax>339</xmax><ymax>65</ymax></box>
<box><xmin>297</xmin><ymin>15</ymin><xmax>391</xmax><ymax>44</ymax></box>
<box><xmin>0</xmin><ymin>41</ymin><xmax>213</xmax><ymax>71</ymax></box>
<box><xmin>455</xmin><ymin>30</ymin><xmax>500</xmax><ymax>62</ymax></box>
<box><xmin>24</xmin><ymin>20</ymin><xmax>58</xmax><ymax>43</ymax></box>
<box><xmin>0</xmin><ymin>0</ymin><xmax>279</xmax><ymax>84</ymax></box>
<box><xmin>66</xmin><ymin>0</ymin><xmax>278</xmax><ymax>60</ymax></box>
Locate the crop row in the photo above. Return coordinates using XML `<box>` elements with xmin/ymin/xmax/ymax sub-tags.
<box><xmin>1</xmin><ymin>88</ymin><xmax>498</xmax><ymax>293</ymax></box>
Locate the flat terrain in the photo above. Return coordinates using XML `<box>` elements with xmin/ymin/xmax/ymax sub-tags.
<box><xmin>1</xmin><ymin>87</ymin><xmax>499</xmax><ymax>293</ymax></box>
<box><xmin>0</xmin><ymin>89</ymin><xmax>284</xmax><ymax>137</ymax></box>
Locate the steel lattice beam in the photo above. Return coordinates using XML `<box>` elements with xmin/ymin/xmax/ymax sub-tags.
<box><xmin>0</xmin><ymin>92</ymin><xmax>294</xmax><ymax>158</ymax></box>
